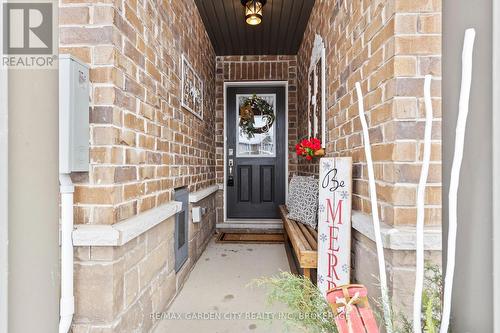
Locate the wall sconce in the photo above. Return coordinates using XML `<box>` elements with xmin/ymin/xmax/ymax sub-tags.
<box><xmin>241</xmin><ymin>0</ymin><xmax>266</xmax><ymax>26</ymax></box>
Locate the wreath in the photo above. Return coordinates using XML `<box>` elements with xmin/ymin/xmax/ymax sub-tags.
<box><xmin>239</xmin><ymin>94</ymin><xmax>275</xmax><ymax>138</ymax></box>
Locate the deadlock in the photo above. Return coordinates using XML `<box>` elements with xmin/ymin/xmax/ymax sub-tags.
<box><xmin>227</xmin><ymin>158</ymin><xmax>234</xmax><ymax>186</ymax></box>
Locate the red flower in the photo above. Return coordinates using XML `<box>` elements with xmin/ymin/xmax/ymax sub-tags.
<box><xmin>310</xmin><ymin>137</ymin><xmax>321</xmax><ymax>150</ymax></box>
<box><xmin>295</xmin><ymin>137</ymin><xmax>322</xmax><ymax>160</ymax></box>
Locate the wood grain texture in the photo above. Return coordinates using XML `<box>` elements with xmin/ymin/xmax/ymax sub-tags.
<box><xmin>194</xmin><ymin>0</ymin><xmax>315</xmax><ymax>55</ymax></box>
<box><xmin>317</xmin><ymin>157</ymin><xmax>352</xmax><ymax>294</ymax></box>
<box><xmin>279</xmin><ymin>205</ymin><xmax>318</xmax><ymax>269</ymax></box>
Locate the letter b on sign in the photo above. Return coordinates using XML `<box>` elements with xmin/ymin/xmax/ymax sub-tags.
<box><xmin>3</xmin><ymin>3</ymin><xmax>53</xmax><ymax>54</ymax></box>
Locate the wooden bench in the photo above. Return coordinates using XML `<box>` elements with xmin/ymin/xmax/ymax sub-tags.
<box><xmin>278</xmin><ymin>205</ymin><xmax>318</xmax><ymax>280</ymax></box>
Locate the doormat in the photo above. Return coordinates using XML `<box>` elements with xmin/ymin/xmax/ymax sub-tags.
<box><xmin>216</xmin><ymin>232</ymin><xmax>284</xmax><ymax>244</ymax></box>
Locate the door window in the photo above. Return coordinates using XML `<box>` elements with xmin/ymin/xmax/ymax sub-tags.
<box><xmin>236</xmin><ymin>94</ymin><xmax>276</xmax><ymax>157</ymax></box>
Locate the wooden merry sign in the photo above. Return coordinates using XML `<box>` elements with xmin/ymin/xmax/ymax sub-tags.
<box><xmin>317</xmin><ymin>157</ymin><xmax>352</xmax><ymax>295</ymax></box>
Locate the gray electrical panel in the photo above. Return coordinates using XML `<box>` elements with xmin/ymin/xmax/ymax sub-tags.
<box><xmin>59</xmin><ymin>54</ymin><xmax>90</xmax><ymax>173</ymax></box>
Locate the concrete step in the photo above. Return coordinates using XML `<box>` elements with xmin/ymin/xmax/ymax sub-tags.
<box><xmin>216</xmin><ymin>221</ymin><xmax>283</xmax><ymax>234</ymax></box>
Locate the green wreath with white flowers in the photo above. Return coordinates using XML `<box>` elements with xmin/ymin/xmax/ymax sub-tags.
<box><xmin>239</xmin><ymin>94</ymin><xmax>275</xmax><ymax>138</ymax></box>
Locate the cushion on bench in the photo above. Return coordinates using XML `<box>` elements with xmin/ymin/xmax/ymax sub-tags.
<box><xmin>286</xmin><ymin>176</ymin><xmax>318</xmax><ymax>229</ymax></box>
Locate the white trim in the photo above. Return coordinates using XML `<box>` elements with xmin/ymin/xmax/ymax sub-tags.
<box><xmin>308</xmin><ymin>34</ymin><xmax>327</xmax><ymax>147</ymax></box>
<box><xmin>0</xmin><ymin>0</ymin><xmax>8</xmax><ymax>327</ymax></box>
<box><xmin>493</xmin><ymin>1</ymin><xmax>500</xmax><ymax>329</ymax></box>
<box><xmin>352</xmin><ymin>211</ymin><xmax>442</xmax><ymax>251</ymax></box>
<box><xmin>222</xmin><ymin>81</ymin><xmax>289</xmax><ymax>223</ymax></box>
<box><xmin>188</xmin><ymin>185</ymin><xmax>219</xmax><ymax>203</ymax></box>
<box><xmin>321</xmin><ymin>45</ymin><xmax>326</xmax><ymax>146</ymax></box>
<box><xmin>72</xmin><ymin>201</ymin><xmax>182</xmax><ymax>246</ymax></box>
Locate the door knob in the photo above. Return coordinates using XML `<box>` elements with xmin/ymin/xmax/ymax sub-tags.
<box><xmin>227</xmin><ymin>159</ymin><xmax>234</xmax><ymax>186</ymax></box>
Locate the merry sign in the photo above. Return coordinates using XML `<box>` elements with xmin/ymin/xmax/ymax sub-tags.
<box><xmin>317</xmin><ymin>157</ymin><xmax>352</xmax><ymax>296</ymax></box>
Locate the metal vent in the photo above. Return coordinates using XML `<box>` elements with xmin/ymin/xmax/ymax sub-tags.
<box><xmin>174</xmin><ymin>187</ymin><xmax>189</xmax><ymax>272</ymax></box>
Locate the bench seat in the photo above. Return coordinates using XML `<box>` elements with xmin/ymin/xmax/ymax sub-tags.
<box><xmin>279</xmin><ymin>205</ymin><xmax>317</xmax><ymax>280</ymax></box>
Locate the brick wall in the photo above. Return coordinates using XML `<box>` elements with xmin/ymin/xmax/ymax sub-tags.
<box><xmin>59</xmin><ymin>0</ymin><xmax>217</xmax><ymax>330</ymax></box>
<box><xmin>214</xmin><ymin>55</ymin><xmax>298</xmax><ymax>222</ymax></box>
<box><xmin>297</xmin><ymin>0</ymin><xmax>442</xmax><ymax>226</ymax></box>
<box><xmin>297</xmin><ymin>0</ymin><xmax>442</xmax><ymax>318</ymax></box>
<box><xmin>71</xmin><ymin>199</ymin><xmax>216</xmax><ymax>332</ymax></box>
<box><xmin>60</xmin><ymin>0</ymin><xmax>216</xmax><ymax>226</ymax></box>
<box><xmin>58</xmin><ymin>0</ymin><xmax>444</xmax><ymax>326</ymax></box>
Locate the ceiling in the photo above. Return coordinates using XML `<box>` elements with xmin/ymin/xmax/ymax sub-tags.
<box><xmin>194</xmin><ymin>0</ymin><xmax>315</xmax><ymax>55</ymax></box>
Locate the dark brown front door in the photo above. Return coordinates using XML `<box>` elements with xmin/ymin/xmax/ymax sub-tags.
<box><xmin>226</xmin><ymin>86</ymin><xmax>286</xmax><ymax>219</ymax></box>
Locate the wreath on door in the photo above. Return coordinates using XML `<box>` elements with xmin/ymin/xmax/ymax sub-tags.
<box><xmin>239</xmin><ymin>94</ymin><xmax>275</xmax><ymax>138</ymax></box>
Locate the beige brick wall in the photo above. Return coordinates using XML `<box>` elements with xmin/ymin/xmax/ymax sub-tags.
<box><xmin>59</xmin><ymin>0</ymin><xmax>444</xmax><ymax>326</ymax></box>
<box><xmin>214</xmin><ymin>55</ymin><xmax>298</xmax><ymax>222</ymax></box>
<box><xmin>72</xmin><ymin>217</ymin><xmax>177</xmax><ymax>332</ymax></box>
<box><xmin>71</xmin><ymin>199</ymin><xmax>216</xmax><ymax>331</ymax></box>
<box><xmin>297</xmin><ymin>0</ymin><xmax>442</xmax><ymax>319</ymax></box>
<box><xmin>59</xmin><ymin>0</ymin><xmax>217</xmax><ymax>330</ymax></box>
<box><xmin>297</xmin><ymin>0</ymin><xmax>442</xmax><ymax>226</ymax></box>
<box><xmin>60</xmin><ymin>0</ymin><xmax>216</xmax><ymax>226</ymax></box>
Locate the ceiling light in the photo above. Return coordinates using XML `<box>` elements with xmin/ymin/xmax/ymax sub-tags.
<box><xmin>241</xmin><ymin>0</ymin><xmax>266</xmax><ymax>26</ymax></box>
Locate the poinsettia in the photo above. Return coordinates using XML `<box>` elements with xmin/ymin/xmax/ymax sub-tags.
<box><xmin>295</xmin><ymin>137</ymin><xmax>324</xmax><ymax>160</ymax></box>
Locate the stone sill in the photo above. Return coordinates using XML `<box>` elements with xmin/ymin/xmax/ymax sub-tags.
<box><xmin>352</xmin><ymin>210</ymin><xmax>442</xmax><ymax>251</ymax></box>
<box><xmin>73</xmin><ymin>201</ymin><xmax>182</xmax><ymax>247</ymax></box>
<box><xmin>189</xmin><ymin>185</ymin><xmax>219</xmax><ymax>203</ymax></box>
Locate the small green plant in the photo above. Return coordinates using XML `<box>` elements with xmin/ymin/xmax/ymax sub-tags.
<box><xmin>374</xmin><ymin>263</ymin><xmax>444</xmax><ymax>333</ymax></box>
<box><xmin>421</xmin><ymin>263</ymin><xmax>443</xmax><ymax>333</ymax></box>
<box><xmin>252</xmin><ymin>271</ymin><xmax>338</xmax><ymax>333</ymax></box>
<box><xmin>254</xmin><ymin>264</ymin><xmax>443</xmax><ymax>333</ymax></box>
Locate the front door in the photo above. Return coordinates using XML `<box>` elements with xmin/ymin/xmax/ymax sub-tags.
<box><xmin>226</xmin><ymin>86</ymin><xmax>286</xmax><ymax>219</ymax></box>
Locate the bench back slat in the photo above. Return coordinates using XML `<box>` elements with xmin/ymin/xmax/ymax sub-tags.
<box><xmin>296</xmin><ymin>222</ymin><xmax>318</xmax><ymax>251</ymax></box>
<box><xmin>307</xmin><ymin>225</ymin><xmax>318</xmax><ymax>239</ymax></box>
<box><xmin>287</xmin><ymin>216</ymin><xmax>313</xmax><ymax>251</ymax></box>
<box><xmin>279</xmin><ymin>205</ymin><xmax>318</xmax><ymax>269</ymax></box>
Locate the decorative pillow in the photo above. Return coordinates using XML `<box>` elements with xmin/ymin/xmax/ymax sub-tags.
<box><xmin>287</xmin><ymin>176</ymin><xmax>318</xmax><ymax>229</ymax></box>
<box><xmin>286</xmin><ymin>176</ymin><xmax>314</xmax><ymax>208</ymax></box>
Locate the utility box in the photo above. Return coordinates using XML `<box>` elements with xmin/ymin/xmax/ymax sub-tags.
<box><xmin>59</xmin><ymin>54</ymin><xmax>90</xmax><ymax>173</ymax></box>
<box><xmin>192</xmin><ymin>206</ymin><xmax>202</xmax><ymax>223</ymax></box>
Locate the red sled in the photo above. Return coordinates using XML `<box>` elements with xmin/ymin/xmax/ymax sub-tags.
<box><xmin>326</xmin><ymin>284</ymin><xmax>379</xmax><ymax>333</ymax></box>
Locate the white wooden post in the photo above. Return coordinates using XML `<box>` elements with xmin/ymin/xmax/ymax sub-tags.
<box><xmin>356</xmin><ymin>82</ymin><xmax>393</xmax><ymax>333</ymax></box>
<box><xmin>440</xmin><ymin>28</ymin><xmax>476</xmax><ymax>333</ymax></box>
<box><xmin>413</xmin><ymin>74</ymin><xmax>434</xmax><ymax>332</ymax></box>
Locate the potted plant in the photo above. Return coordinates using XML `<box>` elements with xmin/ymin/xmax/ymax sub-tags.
<box><xmin>295</xmin><ymin>137</ymin><xmax>325</xmax><ymax>161</ymax></box>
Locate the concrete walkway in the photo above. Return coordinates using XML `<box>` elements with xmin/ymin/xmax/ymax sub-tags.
<box><xmin>154</xmin><ymin>237</ymin><xmax>298</xmax><ymax>333</ymax></box>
